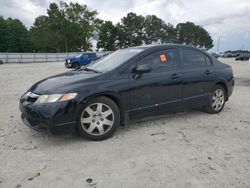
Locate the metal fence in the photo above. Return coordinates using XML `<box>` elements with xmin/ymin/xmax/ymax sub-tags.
<box><xmin>0</xmin><ymin>52</ymin><xmax>110</xmax><ymax>64</ymax></box>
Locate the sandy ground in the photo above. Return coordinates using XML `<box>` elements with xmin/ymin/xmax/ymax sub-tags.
<box><xmin>0</xmin><ymin>59</ymin><xmax>250</xmax><ymax>188</ymax></box>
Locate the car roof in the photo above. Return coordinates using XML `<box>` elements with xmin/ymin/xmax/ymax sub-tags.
<box><xmin>78</xmin><ymin>52</ymin><xmax>96</xmax><ymax>54</ymax></box>
<box><xmin>130</xmin><ymin>44</ymin><xmax>206</xmax><ymax>52</ymax></box>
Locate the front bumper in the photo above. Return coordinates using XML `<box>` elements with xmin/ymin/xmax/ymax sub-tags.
<box><xmin>19</xmin><ymin>99</ymin><xmax>79</xmax><ymax>134</ymax></box>
<box><xmin>227</xmin><ymin>77</ymin><xmax>234</xmax><ymax>100</ymax></box>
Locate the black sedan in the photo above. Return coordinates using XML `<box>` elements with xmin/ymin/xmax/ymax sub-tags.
<box><xmin>235</xmin><ymin>54</ymin><xmax>250</xmax><ymax>61</ymax></box>
<box><xmin>20</xmin><ymin>44</ymin><xmax>234</xmax><ymax>140</ymax></box>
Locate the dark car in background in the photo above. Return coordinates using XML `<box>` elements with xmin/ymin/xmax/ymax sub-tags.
<box><xmin>222</xmin><ymin>52</ymin><xmax>234</xmax><ymax>58</ymax></box>
<box><xmin>211</xmin><ymin>52</ymin><xmax>219</xmax><ymax>58</ymax></box>
<box><xmin>20</xmin><ymin>44</ymin><xmax>234</xmax><ymax>141</ymax></box>
<box><xmin>65</xmin><ymin>52</ymin><xmax>97</xmax><ymax>69</ymax></box>
<box><xmin>235</xmin><ymin>54</ymin><xmax>250</xmax><ymax>61</ymax></box>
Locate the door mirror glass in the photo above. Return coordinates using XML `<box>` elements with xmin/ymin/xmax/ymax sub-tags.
<box><xmin>133</xmin><ymin>64</ymin><xmax>151</xmax><ymax>74</ymax></box>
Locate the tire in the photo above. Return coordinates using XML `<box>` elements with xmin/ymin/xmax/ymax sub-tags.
<box><xmin>77</xmin><ymin>96</ymin><xmax>120</xmax><ymax>141</ymax></box>
<box><xmin>204</xmin><ymin>85</ymin><xmax>226</xmax><ymax>114</ymax></box>
<box><xmin>72</xmin><ymin>63</ymin><xmax>80</xmax><ymax>69</ymax></box>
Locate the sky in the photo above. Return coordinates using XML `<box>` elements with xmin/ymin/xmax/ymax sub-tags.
<box><xmin>0</xmin><ymin>0</ymin><xmax>249</xmax><ymax>52</ymax></box>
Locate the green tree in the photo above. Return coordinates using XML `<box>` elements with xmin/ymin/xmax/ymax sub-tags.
<box><xmin>29</xmin><ymin>15</ymin><xmax>54</xmax><ymax>52</ymax></box>
<box><xmin>30</xmin><ymin>1</ymin><xmax>98</xmax><ymax>52</ymax></box>
<box><xmin>5</xmin><ymin>18</ymin><xmax>31</xmax><ymax>52</ymax></box>
<box><xmin>45</xmin><ymin>2</ymin><xmax>75</xmax><ymax>52</ymax></box>
<box><xmin>1</xmin><ymin>7</ymin><xmax>214</xmax><ymax>52</ymax></box>
<box><xmin>0</xmin><ymin>16</ymin><xmax>8</xmax><ymax>52</ymax></box>
<box><xmin>163</xmin><ymin>23</ymin><xmax>177</xmax><ymax>43</ymax></box>
<box><xmin>176</xmin><ymin>22</ymin><xmax>213</xmax><ymax>50</ymax></box>
<box><xmin>0</xmin><ymin>17</ymin><xmax>31</xmax><ymax>52</ymax></box>
<box><xmin>117</xmin><ymin>12</ymin><xmax>145</xmax><ymax>48</ymax></box>
<box><xmin>61</xmin><ymin>2</ymin><xmax>98</xmax><ymax>51</ymax></box>
<box><xmin>143</xmin><ymin>15</ymin><xmax>167</xmax><ymax>44</ymax></box>
<box><xmin>97</xmin><ymin>21</ymin><xmax>118</xmax><ymax>51</ymax></box>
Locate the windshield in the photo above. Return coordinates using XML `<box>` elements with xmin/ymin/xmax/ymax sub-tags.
<box><xmin>75</xmin><ymin>53</ymin><xmax>83</xmax><ymax>58</ymax></box>
<box><xmin>87</xmin><ymin>48</ymin><xmax>143</xmax><ymax>72</ymax></box>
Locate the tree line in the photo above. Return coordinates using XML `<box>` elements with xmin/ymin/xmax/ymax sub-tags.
<box><xmin>0</xmin><ymin>1</ymin><xmax>213</xmax><ymax>53</ymax></box>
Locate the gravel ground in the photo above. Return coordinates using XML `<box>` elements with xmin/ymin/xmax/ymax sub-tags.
<box><xmin>0</xmin><ymin>59</ymin><xmax>250</xmax><ymax>188</ymax></box>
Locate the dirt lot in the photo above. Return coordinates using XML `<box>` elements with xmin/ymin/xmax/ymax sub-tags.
<box><xmin>0</xmin><ymin>59</ymin><xmax>250</xmax><ymax>188</ymax></box>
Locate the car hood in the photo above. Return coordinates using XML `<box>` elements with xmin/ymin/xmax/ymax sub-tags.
<box><xmin>30</xmin><ymin>70</ymin><xmax>100</xmax><ymax>94</ymax></box>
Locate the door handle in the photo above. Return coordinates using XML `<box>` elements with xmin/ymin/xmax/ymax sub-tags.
<box><xmin>204</xmin><ymin>69</ymin><xmax>212</xmax><ymax>75</ymax></box>
<box><xmin>171</xmin><ymin>73</ymin><xmax>181</xmax><ymax>80</ymax></box>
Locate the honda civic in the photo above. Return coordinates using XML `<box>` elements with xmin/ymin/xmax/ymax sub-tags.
<box><xmin>19</xmin><ymin>44</ymin><xmax>234</xmax><ymax>141</ymax></box>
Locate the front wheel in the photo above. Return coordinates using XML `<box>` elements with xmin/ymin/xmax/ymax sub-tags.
<box><xmin>204</xmin><ymin>85</ymin><xmax>226</xmax><ymax>114</ymax></box>
<box><xmin>77</xmin><ymin>97</ymin><xmax>120</xmax><ymax>141</ymax></box>
<box><xmin>72</xmin><ymin>63</ymin><xmax>80</xmax><ymax>69</ymax></box>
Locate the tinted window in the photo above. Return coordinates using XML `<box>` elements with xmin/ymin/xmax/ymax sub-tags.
<box><xmin>182</xmin><ymin>48</ymin><xmax>206</xmax><ymax>66</ymax></box>
<box><xmin>89</xmin><ymin>53</ymin><xmax>96</xmax><ymax>58</ymax></box>
<box><xmin>82</xmin><ymin>54</ymin><xmax>88</xmax><ymax>58</ymax></box>
<box><xmin>75</xmin><ymin>53</ymin><xmax>83</xmax><ymax>58</ymax></box>
<box><xmin>88</xmin><ymin>48</ymin><xmax>143</xmax><ymax>72</ymax></box>
<box><xmin>205</xmin><ymin>55</ymin><xmax>212</xmax><ymax>65</ymax></box>
<box><xmin>138</xmin><ymin>49</ymin><xmax>178</xmax><ymax>70</ymax></box>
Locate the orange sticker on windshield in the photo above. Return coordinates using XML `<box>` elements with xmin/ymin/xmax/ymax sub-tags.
<box><xmin>160</xmin><ymin>54</ymin><xmax>167</xmax><ymax>62</ymax></box>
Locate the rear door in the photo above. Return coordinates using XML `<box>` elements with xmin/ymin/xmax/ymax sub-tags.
<box><xmin>180</xmin><ymin>47</ymin><xmax>215</xmax><ymax>107</ymax></box>
<box><xmin>129</xmin><ymin>48</ymin><xmax>182</xmax><ymax>118</ymax></box>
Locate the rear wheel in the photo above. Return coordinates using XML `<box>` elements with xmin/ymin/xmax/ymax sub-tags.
<box><xmin>77</xmin><ymin>97</ymin><xmax>120</xmax><ymax>141</ymax></box>
<box><xmin>204</xmin><ymin>85</ymin><xmax>226</xmax><ymax>114</ymax></box>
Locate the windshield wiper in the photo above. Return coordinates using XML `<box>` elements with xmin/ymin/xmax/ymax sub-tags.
<box><xmin>79</xmin><ymin>67</ymin><xmax>102</xmax><ymax>74</ymax></box>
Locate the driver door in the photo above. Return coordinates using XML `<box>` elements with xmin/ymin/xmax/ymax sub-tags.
<box><xmin>80</xmin><ymin>54</ymin><xmax>89</xmax><ymax>65</ymax></box>
<box><xmin>129</xmin><ymin>48</ymin><xmax>182</xmax><ymax>119</ymax></box>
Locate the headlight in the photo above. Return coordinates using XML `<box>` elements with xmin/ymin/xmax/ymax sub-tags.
<box><xmin>67</xmin><ymin>59</ymin><xmax>70</xmax><ymax>63</ymax></box>
<box><xmin>35</xmin><ymin>93</ymin><xmax>77</xmax><ymax>104</ymax></box>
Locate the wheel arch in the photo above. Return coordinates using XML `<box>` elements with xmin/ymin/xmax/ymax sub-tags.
<box><xmin>80</xmin><ymin>92</ymin><xmax>125</xmax><ymax>125</ymax></box>
<box><xmin>72</xmin><ymin>61</ymin><xmax>80</xmax><ymax>65</ymax></box>
<box><xmin>214</xmin><ymin>81</ymin><xmax>228</xmax><ymax>100</ymax></box>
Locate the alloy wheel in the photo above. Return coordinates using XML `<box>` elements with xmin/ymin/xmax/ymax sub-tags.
<box><xmin>80</xmin><ymin>103</ymin><xmax>114</xmax><ymax>136</ymax></box>
<box><xmin>211</xmin><ymin>88</ymin><xmax>225</xmax><ymax>111</ymax></box>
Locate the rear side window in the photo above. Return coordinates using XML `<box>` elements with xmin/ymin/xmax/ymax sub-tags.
<box><xmin>182</xmin><ymin>48</ymin><xmax>206</xmax><ymax>66</ymax></box>
<box><xmin>138</xmin><ymin>49</ymin><xmax>178</xmax><ymax>70</ymax></box>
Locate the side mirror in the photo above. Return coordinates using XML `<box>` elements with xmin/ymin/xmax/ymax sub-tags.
<box><xmin>133</xmin><ymin>64</ymin><xmax>151</xmax><ymax>74</ymax></box>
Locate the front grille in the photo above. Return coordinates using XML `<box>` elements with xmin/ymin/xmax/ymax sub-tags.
<box><xmin>27</xmin><ymin>96</ymin><xmax>37</xmax><ymax>103</ymax></box>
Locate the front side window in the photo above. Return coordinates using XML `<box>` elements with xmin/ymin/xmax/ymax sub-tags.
<box><xmin>75</xmin><ymin>53</ymin><xmax>83</xmax><ymax>58</ymax></box>
<box><xmin>182</xmin><ymin>48</ymin><xmax>206</xmax><ymax>67</ymax></box>
<box><xmin>137</xmin><ymin>49</ymin><xmax>178</xmax><ymax>70</ymax></box>
<box><xmin>82</xmin><ymin>54</ymin><xmax>89</xmax><ymax>58</ymax></box>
